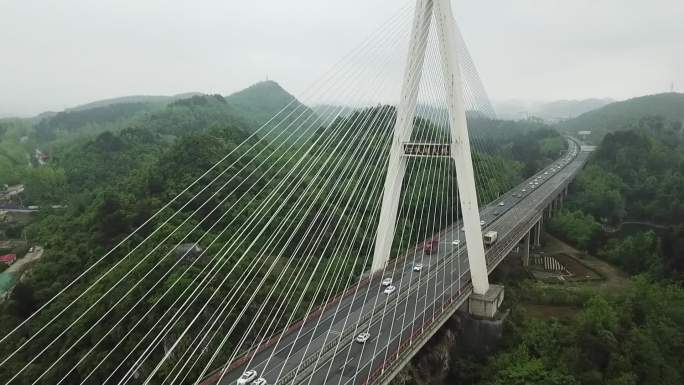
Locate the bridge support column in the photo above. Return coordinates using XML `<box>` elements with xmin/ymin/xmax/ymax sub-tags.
<box><xmin>371</xmin><ymin>0</ymin><xmax>433</xmax><ymax>274</ymax></box>
<box><xmin>534</xmin><ymin>220</ymin><xmax>542</xmax><ymax>247</ymax></box>
<box><xmin>468</xmin><ymin>284</ymin><xmax>504</xmax><ymax>319</ymax></box>
<box><xmin>522</xmin><ymin>231</ymin><xmax>530</xmax><ymax>267</ymax></box>
<box><xmin>373</xmin><ymin>0</ymin><xmax>490</xmax><ymax>296</ymax></box>
<box><xmin>434</xmin><ymin>0</ymin><xmax>489</xmax><ymax>295</ymax></box>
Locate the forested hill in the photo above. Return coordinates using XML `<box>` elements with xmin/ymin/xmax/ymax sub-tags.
<box><xmin>224</xmin><ymin>80</ymin><xmax>316</xmax><ymax>137</ymax></box>
<box><xmin>30</xmin><ymin>80</ymin><xmax>314</xmax><ymax>145</ymax></box>
<box><xmin>34</xmin><ymin>102</ymin><xmax>156</xmax><ymax>142</ymax></box>
<box><xmin>67</xmin><ymin>93</ymin><xmax>202</xmax><ymax>112</ymax></box>
<box><xmin>553</xmin><ymin>115</ymin><xmax>684</xmax><ymax>277</ymax></box>
<box><xmin>558</xmin><ymin>92</ymin><xmax>684</xmax><ymax>141</ymax></box>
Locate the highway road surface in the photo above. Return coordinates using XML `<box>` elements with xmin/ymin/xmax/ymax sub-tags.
<box><xmin>207</xmin><ymin>138</ymin><xmax>589</xmax><ymax>385</ymax></box>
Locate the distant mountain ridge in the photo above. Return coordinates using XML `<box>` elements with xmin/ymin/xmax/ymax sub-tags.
<box><xmin>28</xmin><ymin>80</ymin><xmax>316</xmax><ymax>143</ymax></box>
<box><xmin>310</xmin><ymin>105</ymin><xmax>355</xmax><ymax>127</ymax></box>
<box><xmin>67</xmin><ymin>93</ymin><xmax>203</xmax><ymax>112</ymax></box>
<box><xmin>225</xmin><ymin>80</ymin><xmax>316</xmax><ymax>138</ymax></box>
<box><xmin>558</xmin><ymin>92</ymin><xmax>684</xmax><ymax>141</ymax></box>
<box><xmin>494</xmin><ymin>98</ymin><xmax>614</xmax><ymax>121</ymax></box>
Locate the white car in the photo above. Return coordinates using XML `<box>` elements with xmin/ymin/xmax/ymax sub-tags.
<box><xmin>237</xmin><ymin>370</ymin><xmax>258</xmax><ymax>385</ymax></box>
<box><xmin>381</xmin><ymin>277</ymin><xmax>393</xmax><ymax>286</ymax></box>
<box><xmin>413</xmin><ymin>263</ymin><xmax>424</xmax><ymax>272</ymax></box>
<box><xmin>522</xmin><ymin>189</ymin><xmax>527</xmax><ymax>192</ymax></box>
<box><xmin>384</xmin><ymin>285</ymin><xmax>397</xmax><ymax>294</ymax></box>
<box><xmin>251</xmin><ymin>379</ymin><xmax>267</xmax><ymax>385</ymax></box>
<box><xmin>355</xmin><ymin>332</ymin><xmax>371</xmax><ymax>343</ymax></box>
<box><xmin>480</xmin><ymin>220</ymin><xmax>485</xmax><ymax>227</ymax></box>
<box><xmin>452</xmin><ymin>239</ymin><xmax>460</xmax><ymax>246</ymax></box>
<box><xmin>544</xmin><ymin>172</ymin><xmax>548</xmax><ymax>175</ymax></box>
<box><xmin>498</xmin><ymin>202</ymin><xmax>504</xmax><ymax>206</ymax></box>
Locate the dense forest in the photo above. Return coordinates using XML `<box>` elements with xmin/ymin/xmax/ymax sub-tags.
<box><xmin>0</xmin><ymin>82</ymin><xmax>563</xmax><ymax>384</ymax></box>
<box><xmin>551</xmin><ymin>115</ymin><xmax>684</xmax><ymax>278</ymax></box>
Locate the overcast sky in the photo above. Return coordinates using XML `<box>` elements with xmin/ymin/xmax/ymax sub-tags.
<box><xmin>1</xmin><ymin>0</ymin><xmax>683</xmax><ymax>116</ymax></box>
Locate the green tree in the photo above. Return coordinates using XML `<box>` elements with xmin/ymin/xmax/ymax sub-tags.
<box><xmin>598</xmin><ymin>232</ymin><xmax>661</xmax><ymax>275</ymax></box>
<box><xmin>548</xmin><ymin>209</ymin><xmax>602</xmax><ymax>250</ymax></box>
<box><xmin>23</xmin><ymin>166</ymin><xmax>67</xmax><ymax>204</ymax></box>
<box><xmin>486</xmin><ymin>347</ymin><xmax>579</xmax><ymax>385</ymax></box>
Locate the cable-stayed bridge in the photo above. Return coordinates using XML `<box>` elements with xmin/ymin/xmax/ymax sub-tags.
<box><xmin>0</xmin><ymin>1</ymin><xmax>592</xmax><ymax>385</ymax></box>
<box><xmin>204</xmin><ymin>139</ymin><xmax>587</xmax><ymax>385</ymax></box>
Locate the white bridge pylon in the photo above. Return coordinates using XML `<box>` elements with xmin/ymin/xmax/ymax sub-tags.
<box><xmin>372</xmin><ymin>0</ymin><xmax>490</xmax><ymax>295</ymax></box>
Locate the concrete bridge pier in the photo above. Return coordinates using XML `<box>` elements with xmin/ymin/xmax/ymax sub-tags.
<box><xmin>521</xmin><ymin>231</ymin><xmax>531</xmax><ymax>267</ymax></box>
<box><xmin>534</xmin><ymin>220</ymin><xmax>542</xmax><ymax>247</ymax></box>
<box><xmin>468</xmin><ymin>284</ymin><xmax>505</xmax><ymax>319</ymax></box>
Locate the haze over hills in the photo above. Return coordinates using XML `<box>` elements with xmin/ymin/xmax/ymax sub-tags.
<box><xmin>558</xmin><ymin>92</ymin><xmax>684</xmax><ymax>141</ymax></box>
<box><xmin>67</xmin><ymin>93</ymin><xmax>203</xmax><ymax>112</ymax></box>
<box><xmin>494</xmin><ymin>98</ymin><xmax>615</xmax><ymax>121</ymax></box>
<box><xmin>310</xmin><ymin>105</ymin><xmax>354</xmax><ymax>127</ymax></box>
<box><xmin>25</xmin><ymin>80</ymin><xmax>315</xmax><ymax>144</ymax></box>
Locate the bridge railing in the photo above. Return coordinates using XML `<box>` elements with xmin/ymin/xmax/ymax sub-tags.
<box><xmin>200</xmin><ymin>223</ymin><xmax>460</xmax><ymax>385</ymax></box>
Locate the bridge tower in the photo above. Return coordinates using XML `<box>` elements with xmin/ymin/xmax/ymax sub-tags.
<box><xmin>372</xmin><ymin>0</ymin><xmax>490</xmax><ymax>296</ymax></box>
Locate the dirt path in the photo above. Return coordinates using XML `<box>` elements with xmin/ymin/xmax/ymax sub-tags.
<box><xmin>519</xmin><ymin>236</ymin><xmax>631</xmax><ymax>320</ymax></box>
<box><xmin>0</xmin><ymin>246</ymin><xmax>43</xmax><ymax>300</ymax></box>
<box><xmin>543</xmin><ymin>235</ymin><xmax>629</xmax><ymax>291</ymax></box>
<box><xmin>604</xmin><ymin>220</ymin><xmax>669</xmax><ymax>233</ymax></box>
<box><xmin>6</xmin><ymin>246</ymin><xmax>43</xmax><ymax>275</ymax></box>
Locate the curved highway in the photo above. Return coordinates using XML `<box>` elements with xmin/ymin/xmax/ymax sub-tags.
<box><xmin>205</xmin><ymin>138</ymin><xmax>590</xmax><ymax>385</ymax></box>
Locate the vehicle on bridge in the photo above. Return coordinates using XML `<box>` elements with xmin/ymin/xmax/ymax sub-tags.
<box><xmin>423</xmin><ymin>238</ymin><xmax>438</xmax><ymax>254</ymax></box>
<box><xmin>237</xmin><ymin>370</ymin><xmax>258</xmax><ymax>385</ymax></box>
<box><xmin>483</xmin><ymin>231</ymin><xmax>498</xmax><ymax>247</ymax></box>
<box><xmin>381</xmin><ymin>277</ymin><xmax>392</xmax><ymax>286</ymax></box>
<box><xmin>355</xmin><ymin>332</ymin><xmax>371</xmax><ymax>344</ymax></box>
<box><xmin>384</xmin><ymin>285</ymin><xmax>397</xmax><ymax>294</ymax></box>
<box><xmin>250</xmin><ymin>378</ymin><xmax>267</xmax><ymax>385</ymax></box>
<box><xmin>413</xmin><ymin>263</ymin><xmax>423</xmax><ymax>272</ymax></box>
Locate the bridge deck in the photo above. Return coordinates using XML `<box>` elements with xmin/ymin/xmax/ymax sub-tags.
<box><xmin>208</xmin><ymin>139</ymin><xmax>590</xmax><ymax>385</ymax></box>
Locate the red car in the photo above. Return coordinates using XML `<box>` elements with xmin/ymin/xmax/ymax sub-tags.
<box><xmin>423</xmin><ymin>238</ymin><xmax>438</xmax><ymax>254</ymax></box>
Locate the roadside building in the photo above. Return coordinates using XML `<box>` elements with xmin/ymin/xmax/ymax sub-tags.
<box><xmin>0</xmin><ymin>272</ymin><xmax>15</xmax><ymax>298</ymax></box>
<box><xmin>0</xmin><ymin>254</ymin><xmax>17</xmax><ymax>265</ymax></box>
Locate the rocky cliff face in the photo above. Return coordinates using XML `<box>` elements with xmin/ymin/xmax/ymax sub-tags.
<box><xmin>391</xmin><ymin>311</ymin><xmax>506</xmax><ymax>385</ymax></box>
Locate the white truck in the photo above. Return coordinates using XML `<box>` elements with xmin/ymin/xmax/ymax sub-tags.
<box><xmin>483</xmin><ymin>230</ymin><xmax>498</xmax><ymax>247</ymax></box>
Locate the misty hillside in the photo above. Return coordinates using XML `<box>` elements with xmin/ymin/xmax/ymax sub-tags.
<box><xmin>310</xmin><ymin>104</ymin><xmax>354</xmax><ymax>127</ymax></box>
<box><xmin>225</xmin><ymin>81</ymin><xmax>315</xmax><ymax>135</ymax></box>
<box><xmin>29</xmin><ymin>81</ymin><xmax>315</xmax><ymax>144</ymax></box>
<box><xmin>494</xmin><ymin>98</ymin><xmax>614</xmax><ymax>121</ymax></box>
<box><xmin>67</xmin><ymin>93</ymin><xmax>203</xmax><ymax>112</ymax></box>
<box><xmin>558</xmin><ymin>92</ymin><xmax>684</xmax><ymax>140</ymax></box>
<box><xmin>34</xmin><ymin>102</ymin><xmax>156</xmax><ymax>142</ymax></box>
